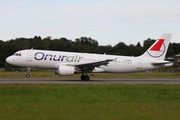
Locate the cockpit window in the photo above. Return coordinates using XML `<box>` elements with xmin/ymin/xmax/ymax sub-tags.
<box><xmin>14</xmin><ymin>53</ymin><xmax>21</xmax><ymax>56</ymax></box>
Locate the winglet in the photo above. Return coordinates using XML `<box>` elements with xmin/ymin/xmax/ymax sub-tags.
<box><xmin>140</xmin><ymin>33</ymin><xmax>172</xmax><ymax>60</ymax></box>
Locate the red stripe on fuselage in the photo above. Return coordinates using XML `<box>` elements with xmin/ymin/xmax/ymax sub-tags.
<box><xmin>150</xmin><ymin>39</ymin><xmax>164</xmax><ymax>51</ymax></box>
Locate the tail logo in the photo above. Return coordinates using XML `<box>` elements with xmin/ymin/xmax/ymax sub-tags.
<box><xmin>147</xmin><ymin>39</ymin><xmax>166</xmax><ymax>58</ymax></box>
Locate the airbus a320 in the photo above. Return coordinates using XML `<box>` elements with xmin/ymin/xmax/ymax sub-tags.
<box><xmin>6</xmin><ymin>33</ymin><xmax>172</xmax><ymax>80</ymax></box>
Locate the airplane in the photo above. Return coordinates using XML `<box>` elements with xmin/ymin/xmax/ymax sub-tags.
<box><xmin>6</xmin><ymin>33</ymin><xmax>173</xmax><ymax>81</ymax></box>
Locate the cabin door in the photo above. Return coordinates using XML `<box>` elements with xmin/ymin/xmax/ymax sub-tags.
<box><xmin>27</xmin><ymin>51</ymin><xmax>33</xmax><ymax>61</ymax></box>
<box><xmin>137</xmin><ymin>59</ymin><xmax>142</xmax><ymax>69</ymax></box>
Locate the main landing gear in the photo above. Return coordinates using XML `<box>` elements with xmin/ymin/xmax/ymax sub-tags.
<box><xmin>80</xmin><ymin>74</ymin><xmax>90</xmax><ymax>81</ymax></box>
<box><xmin>26</xmin><ymin>67</ymin><xmax>31</xmax><ymax>78</ymax></box>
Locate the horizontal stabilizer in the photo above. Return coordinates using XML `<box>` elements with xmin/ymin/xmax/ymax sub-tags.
<box><xmin>151</xmin><ymin>61</ymin><xmax>173</xmax><ymax>66</ymax></box>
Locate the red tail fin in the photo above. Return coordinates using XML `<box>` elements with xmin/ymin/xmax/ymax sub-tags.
<box><xmin>140</xmin><ymin>33</ymin><xmax>172</xmax><ymax>60</ymax></box>
<box><xmin>150</xmin><ymin>39</ymin><xmax>164</xmax><ymax>51</ymax></box>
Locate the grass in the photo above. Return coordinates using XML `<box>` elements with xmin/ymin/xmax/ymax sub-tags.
<box><xmin>0</xmin><ymin>84</ymin><xmax>180</xmax><ymax>120</ymax></box>
<box><xmin>0</xmin><ymin>69</ymin><xmax>180</xmax><ymax>119</ymax></box>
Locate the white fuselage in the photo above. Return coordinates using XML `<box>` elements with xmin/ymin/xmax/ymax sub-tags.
<box><xmin>6</xmin><ymin>49</ymin><xmax>165</xmax><ymax>73</ymax></box>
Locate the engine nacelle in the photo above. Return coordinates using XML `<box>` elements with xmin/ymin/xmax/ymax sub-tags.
<box><xmin>54</xmin><ymin>65</ymin><xmax>74</xmax><ymax>76</ymax></box>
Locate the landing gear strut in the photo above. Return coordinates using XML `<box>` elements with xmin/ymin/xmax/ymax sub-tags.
<box><xmin>80</xmin><ymin>73</ymin><xmax>90</xmax><ymax>81</ymax></box>
<box><xmin>26</xmin><ymin>67</ymin><xmax>31</xmax><ymax>78</ymax></box>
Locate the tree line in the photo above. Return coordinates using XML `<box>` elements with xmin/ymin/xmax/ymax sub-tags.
<box><xmin>0</xmin><ymin>36</ymin><xmax>180</xmax><ymax>68</ymax></box>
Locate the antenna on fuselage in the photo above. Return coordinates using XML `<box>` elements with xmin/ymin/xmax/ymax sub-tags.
<box><xmin>31</xmin><ymin>48</ymin><xmax>33</xmax><ymax>50</ymax></box>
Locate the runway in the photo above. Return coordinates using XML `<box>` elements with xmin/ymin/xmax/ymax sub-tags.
<box><xmin>0</xmin><ymin>78</ymin><xmax>180</xmax><ymax>84</ymax></box>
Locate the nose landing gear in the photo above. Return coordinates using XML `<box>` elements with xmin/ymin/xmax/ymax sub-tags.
<box><xmin>26</xmin><ymin>67</ymin><xmax>31</xmax><ymax>78</ymax></box>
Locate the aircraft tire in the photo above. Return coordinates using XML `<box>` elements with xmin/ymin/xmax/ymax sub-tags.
<box><xmin>80</xmin><ymin>75</ymin><xmax>90</xmax><ymax>81</ymax></box>
<box><xmin>80</xmin><ymin>75</ymin><xmax>85</xmax><ymax>80</ymax></box>
<box><xmin>26</xmin><ymin>74</ymin><xmax>30</xmax><ymax>78</ymax></box>
<box><xmin>85</xmin><ymin>76</ymin><xmax>90</xmax><ymax>81</ymax></box>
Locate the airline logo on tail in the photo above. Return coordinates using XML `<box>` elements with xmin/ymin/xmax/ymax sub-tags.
<box><xmin>147</xmin><ymin>39</ymin><xmax>165</xmax><ymax>58</ymax></box>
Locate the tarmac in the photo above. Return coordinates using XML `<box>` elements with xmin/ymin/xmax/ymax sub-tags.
<box><xmin>0</xmin><ymin>78</ymin><xmax>180</xmax><ymax>84</ymax></box>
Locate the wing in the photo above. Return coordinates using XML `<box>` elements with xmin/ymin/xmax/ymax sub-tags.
<box><xmin>75</xmin><ymin>58</ymin><xmax>117</xmax><ymax>72</ymax></box>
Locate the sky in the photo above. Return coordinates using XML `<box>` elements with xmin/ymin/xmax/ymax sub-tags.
<box><xmin>0</xmin><ymin>0</ymin><xmax>180</xmax><ymax>46</ymax></box>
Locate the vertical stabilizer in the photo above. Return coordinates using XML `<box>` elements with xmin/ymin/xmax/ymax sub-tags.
<box><xmin>140</xmin><ymin>33</ymin><xmax>172</xmax><ymax>60</ymax></box>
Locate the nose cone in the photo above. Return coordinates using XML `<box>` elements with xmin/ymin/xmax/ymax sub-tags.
<box><xmin>6</xmin><ymin>56</ymin><xmax>13</xmax><ymax>64</ymax></box>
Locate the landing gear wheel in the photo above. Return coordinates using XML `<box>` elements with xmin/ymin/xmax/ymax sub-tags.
<box><xmin>85</xmin><ymin>76</ymin><xmax>90</xmax><ymax>81</ymax></box>
<box><xmin>81</xmin><ymin>75</ymin><xmax>85</xmax><ymax>80</ymax></box>
<box><xmin>26</xmin><ymin>74</ymin><xmax>30</xmax><ymax>78</ymax></box>
<box><xmin>26</xmin><ymin>67</ymin><xmax>31</xmax><ymax>78</ymax></box>
<box><xmin>80</xmin><ymin>75</ymin><xmax>90</xmax><ymax>81</ymax></box>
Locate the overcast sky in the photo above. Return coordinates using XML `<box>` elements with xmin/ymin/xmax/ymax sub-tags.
<box><xmin>0</xmin><ymin>0</ymin><xmax>180</xmax><ymax>46</ymax></box>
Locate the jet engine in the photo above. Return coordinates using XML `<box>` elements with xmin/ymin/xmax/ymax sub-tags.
<box><xmin>54</xmin><ymin>65</ymin><xmax>74</xmax><ymax>76</ymax></box>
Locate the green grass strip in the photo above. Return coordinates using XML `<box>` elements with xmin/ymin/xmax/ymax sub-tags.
<box><xmin>0</xmin><ymin>84</ymin><xmax>180</xmax><ymax>120</ymax></box>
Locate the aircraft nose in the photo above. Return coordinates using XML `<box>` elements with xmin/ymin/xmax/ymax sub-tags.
<box><xmin>6</xmin><ymin>56</ymin><xmax>14</xmax><ymax>64</ymax></box>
